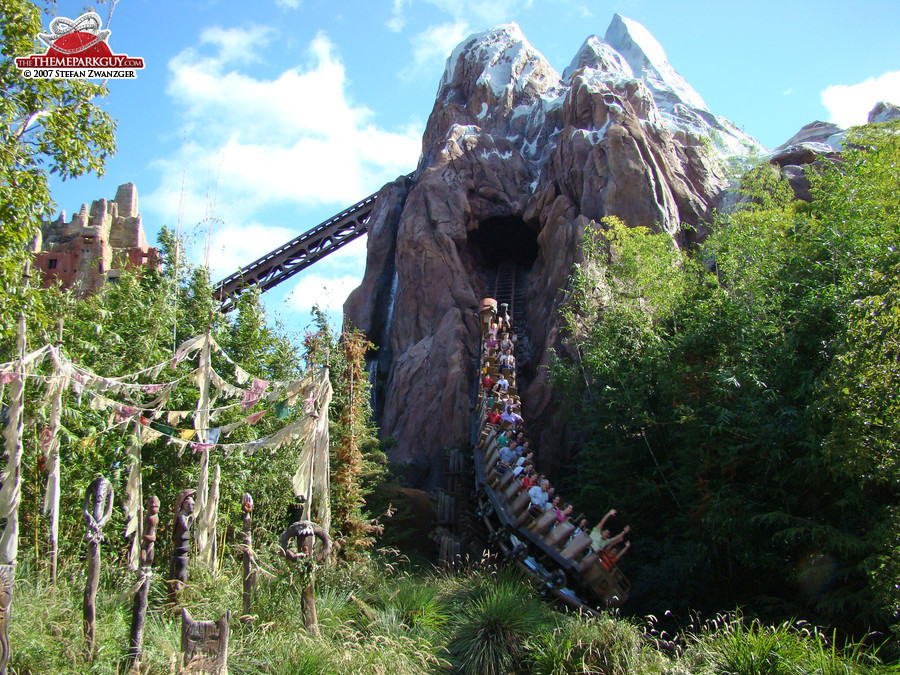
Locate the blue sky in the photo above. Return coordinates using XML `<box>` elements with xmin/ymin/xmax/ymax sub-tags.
<box><xmin>36</xmin><ymin>0</ymin><xmax>900</xmax><ymax>332</ymax></box>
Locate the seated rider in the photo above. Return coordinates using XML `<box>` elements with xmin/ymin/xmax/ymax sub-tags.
<box><xmin>520</xmin><ymin>467</ymin><xmax>537</xmax><ymax>489</ymax></box>
<box><xmin>501</xmin><ymin>405</ymin><xmax>523</xmax><ymax>429</ymax></box>
<box><xmin>494</xmin><ymin>373</ymin><xmax>509</xmax><ymax>393</ymax></box>
<box><xmin>600</xmin><ymin>541</ymin><xmax>631</xmax><ymax>570</ymax></box>
<box><xmin>556</xmin><ymin>503</ymin><xmax>574</xmax><ymax>524</ymax></box>
<box><xmin>589</xmin><ymin>509</ymin><xmax>630</xmax><ymax>553</ymax></box>
<box><xmin>498</xmin><ymin>303</ymin><xmax>512</xmax><ymax>331</ymax></box>
<box><xmin>571</xmin><ymin>518</ymin><xmax>590</xmax><ymax>539</ymax></box>
<box><xmin>528</xmin><ymin>480</ymin><xmax>550</xmax><ymax>510</ymax></box>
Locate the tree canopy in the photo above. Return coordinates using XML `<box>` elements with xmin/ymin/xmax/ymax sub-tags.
<box><xmin>0</xmin><ymin>0</ymin><xmax>116</xmax><ymax>336</ymax></box>
<box><xmin>553</xmin><ymin>120</ymin><xmax>900</xmax><ymax>636</ymax></box>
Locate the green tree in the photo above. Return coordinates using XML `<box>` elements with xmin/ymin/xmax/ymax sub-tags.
<box><xmin>302</xmin><ymin>309</ymin><xmax>386</xmax><ymax>559</ymax></box>
<box><xmin>553</xmin><ymin>123</ymin><xmax>900</xmax><ymax>631</ymax></box>
<box><xmin>0</xmin><ymin>0</ymin><xmax>116</xmax><ymax>339</ymax></box>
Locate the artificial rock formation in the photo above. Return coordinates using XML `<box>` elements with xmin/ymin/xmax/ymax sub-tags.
<box><xmin>768</xmin><ymin>101</ymin><xmax>899</xmax><ymax>201</ymax></box>
<box><xmin>345</xmin><ymin>15</ymin><xmax>765</xmax><ymax>486</ymax></box>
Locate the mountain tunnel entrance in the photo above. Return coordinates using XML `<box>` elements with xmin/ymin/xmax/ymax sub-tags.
<box><xmin>468</xmin><ymin>216</ymin><xmax>539</xmax><ymax>383</ymax></box>
<box><xmin>468</xmin><ymin>216</ymin><xmax>539</xmax><ymax>271</ymax></box>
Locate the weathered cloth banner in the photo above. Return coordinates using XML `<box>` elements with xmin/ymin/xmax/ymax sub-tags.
<box><xmin>123</xmin><ymin>419</ymin><xmax>143</xmax><ymax>571</ymax></box>
<box><xmin>197</xmin><ymin>464</ymin><xmax>220</xmax><ymax>568</ymax></box>
<box><xmin>42</xmin><ymin>346</ymin><xmax>70</xmax><ymax>577</ymax></box>
<box><xmin>291</xmin><ymin>369</ymin><xmax>333</xmax><ymax>535</ymax></box>
<box><xmin>0</xmin><ymin>315</ymin><xmax>27</xmax><ymax>564</ymax></box>
<box><xmin>194</xmin><ymin>333</ymin><xmax>213</xmax><ymax>567</ymax></box>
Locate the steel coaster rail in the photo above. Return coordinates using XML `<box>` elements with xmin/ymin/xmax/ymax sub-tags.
<box><xmin>214</xmin><ymin>172</ymin><xmax>415</xmax><ymax>311</ymax></box>
<box><xmin>470</xmin><ymin>273</ymin><xmax>630</xmax><ymax>610</ymax></box>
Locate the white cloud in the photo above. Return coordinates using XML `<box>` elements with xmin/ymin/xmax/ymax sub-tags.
<box><xmin>145</xmin><ymin>26</ymin><xmax>421</xmax><ymax>280</ymax></box>
<box><xmin>275</xmin><ymin>0</ymin><xmax>301</xmax><ymax>10</ymax></box>
<box><xmin>204</xmin><ymin>221</ymin><xmax>295</xmax><ymax>281</ymax></box>
<box><xmin>386</xmin><ymin>0</ymin><xmax>410</xmax><ymax>32</ymax></box>
<box><xmin>196</xmin><ymin>25</ymin><xmax>273</xmax><ymax>65</ymax></box>
<box><xmin>821</xmin><ymin>71</ymin><xmax>900</xmax><ymax>128</ymax></box>
<box><xmin>286</xmin><ymin>272</ymin><xmax>363</xmax><ymax>315</ymax></box>
<box><xmin>402</xmin><ymin>21</ymin><xmax>470</xmax><ymax>80</ymax></box>
<box><xmin>782</xmin><ymin>87</ymin><xmax>794</xmax><ymax>96</ymax></box>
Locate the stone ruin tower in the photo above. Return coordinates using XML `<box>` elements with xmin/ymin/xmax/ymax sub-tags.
<box><xmin>35</xmin><ymin>182</ymin><xmax>160</xmax><ymax>294</ymax></box>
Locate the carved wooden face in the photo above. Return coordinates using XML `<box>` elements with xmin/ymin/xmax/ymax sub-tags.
<box><xmin>182</xmin><ymin>609</ymin><xmax>230</xmax><ymax>668</ymax></box>
<box><xmin>174</xmin><ymin>489</ymin><xmax>197</xmax><ymax>518</ymax></box>
<box><xmin>0</xmin><ymin>568</ymin><xmax>12</xmax><ymax>615</ymax></box>
<box><xmin>185</xmin><ymin>622</ymin><xmax>221</xmax><ymax>651</ymax></box>
<box><xmin>147</xmin><ymin>495</ymin><xmax>160</xmax><ymax>516</ymax></box>
<box><xmin>88</xmin><ymin>477</ymin><xmax>113</xmax><ymax>521</ymax></box>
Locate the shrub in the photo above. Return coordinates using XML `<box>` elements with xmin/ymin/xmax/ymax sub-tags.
<box><xmin>527</xmin><ymin>612</ymin><xmax>669</xmax><ymax>674</ymax></box>
<box><xmin>445</xmin><ymin>570</ymin><xmax>553</xmax><ymax>675</ymax></box>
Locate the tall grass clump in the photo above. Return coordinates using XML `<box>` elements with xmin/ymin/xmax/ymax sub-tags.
<box><xmin>378</xmin><ymin>574</ymin><xmax>450</xmax><ymax>636</ymax></box>
<box><xmin>680</xmin><ymin>613</ymin><xmax>884</xmax><ymax>675</ymax></box>
<box><xmin>527</xmin><ymin>611</ymin><xmax>669</xmax><ymax>674</ymax></box>
<box><xmin>445</xmin><ymin>568</ymin><xmax>554</xmax><ymax>675</ymax></box>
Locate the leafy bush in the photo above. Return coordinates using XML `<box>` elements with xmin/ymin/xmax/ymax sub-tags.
<box><xmin>682</xmin><ymin>613</ymin><xmax>882</xmax><ymax>675</ymax></box>
<box><xmin>527</xmin><ymin>612</ymin><xmax>668</xmax><ymax>674</ymax></box>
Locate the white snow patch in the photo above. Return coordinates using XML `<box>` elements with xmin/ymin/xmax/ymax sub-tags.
<box><xmin>479</xmin><ymin>149</ymin><xmax>514</xmax><ymax>160</ymax></box>
<box><xmin>604</xmin><ymin>14</ymin><xmax>708</xmax><ymax>113</ymax></box>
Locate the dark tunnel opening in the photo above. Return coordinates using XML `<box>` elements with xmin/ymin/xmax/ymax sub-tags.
<box><xmin>467</xmin><ymin>216</ymin><xmax>540</xmax><ymax>390</ymax></box>
<box><xmin>468</xmin><ymin>216</ymin><xmax>539</xmax><ymax>271</ymax></box>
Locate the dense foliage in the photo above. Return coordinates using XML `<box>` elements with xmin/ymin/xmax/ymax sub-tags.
<box><xmin>553</xmin><ymin>120</ymin><xmax>900</xmax><ymax>637</ymax></box>
<box><xmin>0</xmin><ymin>0</ymin><xmax>116</xmax><ymax>338</ymax></box>
<box><xmin>3</xmin><ymin>228</ymin><xmax>385</xmax><ymax>575</ymax></box>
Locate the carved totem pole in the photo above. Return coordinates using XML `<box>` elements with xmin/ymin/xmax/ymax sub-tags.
<box><xmin>0</xmin><ymin>565</ymin><xmax>13</xmax><ymax>675</ymax></box>
<box><xmin>278</xmin><ymin>520</ymin><xmax>332</xmax><ymax>636</ymax></box>
<box><xmin>168</xmin><ymin>489</ymin><xmax>196</xmax><ymax>603</ymax></box>
<box><xmin>125</xmin><ymin>495</ymin><xmax>160</xmax><ymax>670</ymax></box>
<box><xmin>240</xmin><ymin>494</ymin><xmax>255</xmax><ymax>619</ymax></box>
<box><xmin>83</xmin><ymin>476</ymin><xmax>114</xmax><ymax>655</ymax></box>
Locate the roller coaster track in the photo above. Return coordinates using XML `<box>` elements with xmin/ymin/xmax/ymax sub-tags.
<box><xmin>432</xmin><ymin>264</ymin><xmax>631</xmax><ymax>612</ymax></box>
<box><xmin>213</xmin><ymin>173</ymin><xmax>414</xmax><ymax>312</ymax></box>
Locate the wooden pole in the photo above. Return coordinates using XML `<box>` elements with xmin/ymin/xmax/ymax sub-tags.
<box><xmin>82</xmin><ymin>476</ymin><xmax>114</xmax><ymax>656</ymax></box>
<box><xmin>125</xmin><ymin>495</ymin><xmax>159</xmax><ymax>671</ymax></box>
<box><xmin>168</xmin><ymin>489</ymin><xmax>196</xmax><ymax>604</ymax></box>
<box><xmin>277</xmin><ymin>521</ymin><xmax>331</xmax><ymax>636</ymax></box>
<box><xmin>0</xmin><ymin>565</ymin><xmax>13</xmax><ymax>675</ymax></box>
<box><xmin>48</xmin><ymin>318</ymin><xmax>63</xmax><ymax>586</ymax></box>
<box><xmin>241</xmin><ymin>494</ymin><xmax>255</xmax><ymax>619</ymax></box>
<box><xmin>300</xmin><ymin>532</ymin><xmax>319</xmax><ymax>637</ymax></box>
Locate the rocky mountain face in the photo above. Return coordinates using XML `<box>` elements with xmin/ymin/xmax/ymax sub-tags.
<box><xmin>768</xmin><ymin>101</ymin><xmax>900</xmax><ymax>201</ymax></box>
<box><xmin>345</xmin><ymin>15</ymin><xmax>765</xmax><ymax>487</ymax></box>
